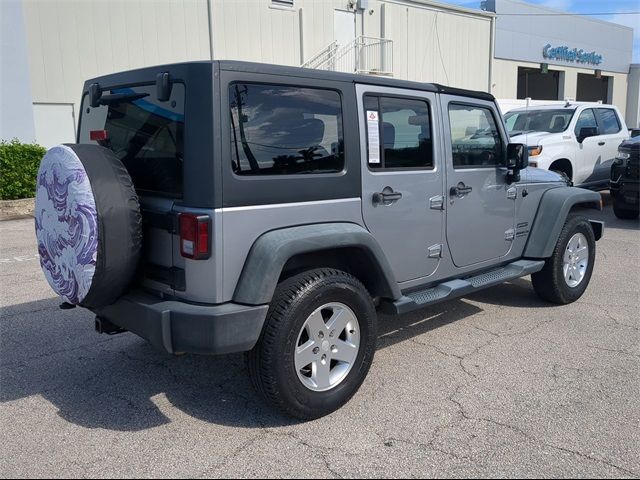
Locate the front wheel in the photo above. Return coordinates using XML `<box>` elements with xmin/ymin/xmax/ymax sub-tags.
<box><xmin>247</xmin><ymin>268</ymin><xmax>377</xmax><ymax>420</ymax></box>
<box><xmin>613</xmin><ymin>195</ymin><xmax>639</xmax><ymax>220</ymax></box>
<box><xmin>532</xmin><ymin>214</ymin><xmax>596</xmax><ymax>304</ymax></box>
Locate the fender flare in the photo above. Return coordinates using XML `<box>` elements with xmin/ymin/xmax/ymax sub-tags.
<box><xmin>232</xmin><ymin>223</ymin><xmax>401</xmax><ymax>305</ymax></box>
<box><xmin>524</xmin><ymin>186</ymin><xmax>602</xmax><ymax>258</ymax></box>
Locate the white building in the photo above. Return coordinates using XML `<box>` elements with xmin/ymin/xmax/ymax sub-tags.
<box><xmin>485</xmin><ymin>0</ymin><xmax>635</xmax><ymax>120</ymax></box>
<box><xmin>1</xmin><ymin>0</ymin><xmax>636</xmax><ymax>147</ymax></box>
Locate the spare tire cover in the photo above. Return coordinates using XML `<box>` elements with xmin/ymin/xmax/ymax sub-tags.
<box><xmin>35</xmin><ymin>144</ymin><xmax>142</xmax><ymax>308</ymax></box>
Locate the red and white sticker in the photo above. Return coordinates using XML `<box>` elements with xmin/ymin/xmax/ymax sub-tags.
<box><xmin>366</xmin><ymin>110</ymin><xmax>380</xmax><ymax>164</ymax></box>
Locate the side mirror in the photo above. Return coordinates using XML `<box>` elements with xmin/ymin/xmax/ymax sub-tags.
<box><xmin>506</xmin><ymin>143</ymin><xmax>528</xmax><ymax>183</ymax></box>
<box><xmin>577</xmin><ymin>126</ymin><xmax>598</xmax><ymax>143</ymax></box>
<box><xmin>507</xmin><ymin>143</ymin><xmax>528</xmax><ymax>170</ymax></box>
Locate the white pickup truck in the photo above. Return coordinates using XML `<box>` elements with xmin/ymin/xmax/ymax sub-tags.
<box><xmin>504</xmin><ymin>103</ymin><xmax>629</xmax><ymax>189</ymax></box>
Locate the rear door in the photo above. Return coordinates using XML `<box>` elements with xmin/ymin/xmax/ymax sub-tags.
<box><xmin>592</xmin><ymin>107</ymin><xmax>628</xmax><ymax>183</ymax></box>
<box><xmin>357</xmin><ymin>84</ymin><xmax>444</xmax><ymax>282</ymax></box>
<box><xmin>78</xmin><ymin>82</ymin><xmax>187</xmax><ymax>296</ymax></box>
<box><xmin>441</xmin><ymin>96</ymin><xmax>515</xmax><ymax>268</ymax></box>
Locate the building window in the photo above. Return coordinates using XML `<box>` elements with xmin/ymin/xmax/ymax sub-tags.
<box><xmin>517</xmin><ymin>67</ymin><xmax>561</xmax><ymax>100</ymax></box>
<box><xmin>577</xmin><ymin>73</ymin><xmax>611</xmax><ymax>103</ymax></box>
<box><xmin>229</xmin><ymin>83</ymin><xmax>344</xmax><ymax>176</ymax></box>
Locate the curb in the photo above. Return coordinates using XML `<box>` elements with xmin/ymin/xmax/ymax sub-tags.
<box><xmin>0</xmin><ymin>198</ymin><xmax>35</xmax><ymax>221</ymax></box>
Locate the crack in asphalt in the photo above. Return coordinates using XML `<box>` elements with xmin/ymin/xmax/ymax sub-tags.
<box><xmin>577</xmin><ymin>302</ymin><xmax>640</xmax><ymax>332</ymax></box>
<box><xmin>261</xmin><ymin>430</ymin><xmax>345</xmax><ymax>478</ymax></box>
<box><xmin>410</xmin><ymin>338</ymin><xmax>479</xmax><ymax>379</ymax></box>
<box><xmin>586</xmin><ymin>344</ymin><xmax>640</xmax><ymax>359</ymax></box>
<box><xmin>446</xmin><ymin>384</ymin><xmax>638</xmax><ymax>477</ymax></box>
<box><xmin>408</xmin><ymin>317</ymin><xmax>638</xmax><ymax>478</ymax></box>
<box><xmin>198</xmin><ymin>431</ymin><xmax>269</xmax><ymax>478</ymax></box>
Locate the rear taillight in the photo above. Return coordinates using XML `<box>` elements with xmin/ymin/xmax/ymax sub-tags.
<box><xmin>179</xmin><ymin>213</ymin><xmax>210</xmax><ymax>260</ymax></box>
<box><xmin>90</xmin><ymin>129</ymin><xmax>108</xmax><ymax>141</ymax></box>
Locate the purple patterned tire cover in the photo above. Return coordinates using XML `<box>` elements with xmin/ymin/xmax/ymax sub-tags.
<box><xmin>35</xmin><ymin>145</ymin><xmax>98</xmax><ymax>304</ymax></box>
<box><xmin>35</xmin><ymin>144</ymin><xmax>142</xmax><ymax>308</ymax></box>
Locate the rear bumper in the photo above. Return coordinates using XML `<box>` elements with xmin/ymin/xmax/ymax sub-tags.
<box><xmin>95</xmin><ymin>291</ymin><xmax>269</xmax><ymax>355</ymax></box>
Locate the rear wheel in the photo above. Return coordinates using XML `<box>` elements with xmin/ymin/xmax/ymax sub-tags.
<box><xmin>532</xmin><ymin>214</ymin><xmax>595</xmax><ymax>304</ymax></box>
<box><xmin>247</xmin><ymin>268</ymin><xmax>377</xmax><ymax>420</ymax></box>
<box><xmin>612</xmin><ymin>196</ymin><xmax>639</xmax><ymax>220</ymax></box>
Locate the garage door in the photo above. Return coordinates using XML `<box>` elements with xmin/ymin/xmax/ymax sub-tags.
<box><xmin>33</xmin><ymin>103</ymin><xmax>76</xmax><ymax>148</ymax></box>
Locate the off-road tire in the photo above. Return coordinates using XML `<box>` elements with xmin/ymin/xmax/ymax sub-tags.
<box><xmin>612</xmin><ymin>196</ymin><xmax>640</xmax><ymax>220</ymax></box>
<box><xmin>532</xmin><ymin>214</ymin><xmax>596</xmax><ymax>304</ymax></box>
<box><xmin>247</xmin><ymin>268</ymin><xmax>377</xmax><ymax>420</ymax></box>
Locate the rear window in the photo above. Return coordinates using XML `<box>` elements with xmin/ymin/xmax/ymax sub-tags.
<box><xmin>363</xmin><ymin>95</ymin><xmax>434</xmax><ymax>170</ymax></box>
<box><xmin>79</xmin><ymin>83</ymin><xmax>185</xmax><ymax>197</ymax></box>
<box><xmin>597</xmin><ymin>108</ymin><xmax>621</xmax><ymax>135</ymax></box>
<box><xmin>229</xmin><ymin>83</ymin><xmax>344</xmax><ymax>175</ymax></box>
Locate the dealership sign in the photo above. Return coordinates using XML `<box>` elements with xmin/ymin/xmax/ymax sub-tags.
<box><xmin>543</xmin><ymin>44</ymin><xmax>602</xmax><ymax>66</ymax></box>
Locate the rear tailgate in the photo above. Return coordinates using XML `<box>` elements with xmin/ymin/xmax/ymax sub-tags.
<box><xmin>77</xmin><ymin>63</ymin><xmax>218</xmax><ymax>301</ymax></box>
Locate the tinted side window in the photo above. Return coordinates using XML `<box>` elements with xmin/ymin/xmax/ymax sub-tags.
<box><xmin>229</xmin><ymin>83</ymin><xmax>344</xmax><ymax>175</ymax></box>
<box><xmin>364</xmin><ymin>95</ymin><xmax>433</xmax><ymax>169</ymax></box>
<box><xmin>448</xmin><ymin>104</ymin><xmax>503</xmax><ymax>168</ymax></box>
<box><xmin>574</xmin><ymin>109</ymin><xmax>598</xmax><ymax>136</ymax></box>
<box><xmin>597</xmin><ymin>109</ymin><xmax>621</xmax><ymax>134</ymax></box>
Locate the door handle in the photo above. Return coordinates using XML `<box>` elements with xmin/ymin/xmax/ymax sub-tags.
<box><xmin>372</xmin><ymin>188</ymin><xmax>403</xmax><ymax>205</ymax></box>
<box><xmin>449</xmin><ymin>182</ymin><xmax>473</xmax><ymax>198</ymax></box>
<box><xmin>598</xmin><ymin>141</ymin><xmax>606</xmax><ymax>146</ymax></box>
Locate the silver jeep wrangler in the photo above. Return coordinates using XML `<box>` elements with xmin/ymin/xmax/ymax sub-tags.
<box><xmin>35</xmin><ymin>61</ymin><xmax>604</xmax><ymax>419</ymax></box>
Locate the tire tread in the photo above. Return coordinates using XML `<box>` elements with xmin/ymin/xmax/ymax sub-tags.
<box><xmin>247</xmin><ymin>268</ymin><xmax>374</xmax><ymax>420</ymax></box>
<box><xmin>532</xmin><ymin>214</ymin><xmax>595</xmax><ymax>304</ymax></box>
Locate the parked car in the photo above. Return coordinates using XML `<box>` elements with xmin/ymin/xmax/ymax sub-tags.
<box><xmin>628</xmin><ymin>128</ymin><xmax>640</xmax><ymax>138</ymax></box>
<box><xmin>504</xmin><ymin>103</ymin><xmax>629</xmax><ymax>189</ymax></box>
<box><xmin>610</xmin><ymin>135</ymin><xmax>640</xmax><ymax>219</ymax></box>
<box><xmin>34</xmin><ymin>61</ymin><xmax>604</xmax><ymax>419</ymax></box>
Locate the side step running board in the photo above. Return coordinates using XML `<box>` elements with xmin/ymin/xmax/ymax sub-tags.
<box><xmin>381</xmin><ymin>259</ymin><xmax>545</xmax><ymax>315</ymax></box>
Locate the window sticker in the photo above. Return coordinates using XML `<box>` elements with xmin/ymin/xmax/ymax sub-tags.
<box><xmin>367</xmin><ymin>110</ymin><xmax>381</xmax><ymax>164</ymax></box>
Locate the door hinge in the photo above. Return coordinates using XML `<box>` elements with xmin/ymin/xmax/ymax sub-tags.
<box><xmin>429</xmin><ymin>195</ymin><xmax>444</xmax><ymax>210</ymax></box>
<box><xmin>142</xmin><ymin>209</ymin><xmax>178</xmax><ymax>234</ymax></box>
<box><xmin>428</xmin><ymin>243</ymin><xmax>443</xmax><ymax>258</ymax></box>
<box><xmin>507</xmin><ymin>187</ymin><xmax>518</xmax><ymax>200</ymax></box>
<box><xmin>504</xmin><ymin>228</ymin><xmax>515</xmax><ymax>241</ymax></box>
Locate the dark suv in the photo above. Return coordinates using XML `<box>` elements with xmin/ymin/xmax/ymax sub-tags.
<box><xmin>610</xmin><ymin>136</ymin><xmax>640</xmax><ymax>219</ymax></box>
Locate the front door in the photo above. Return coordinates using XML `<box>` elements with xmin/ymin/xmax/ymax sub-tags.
<box><xmin>357</xmin><ymin>84</ymin><xmax>444</xmax><ymax>283</ymax></box>
<box><xmin>441</xmin><ymin>96</ymin><xmax>516</xmax><ymax>268</ymax></box>
<box><xmin>574</xmin><ymin>107</ymin><xmax>603</xmax><ymax>185</ymax></box>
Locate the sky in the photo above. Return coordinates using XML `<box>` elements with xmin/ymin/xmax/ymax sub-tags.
<box><xmin>446</xmin><ymin>0</ymin><xmax>640</xmax><ymax>63</ymax></box>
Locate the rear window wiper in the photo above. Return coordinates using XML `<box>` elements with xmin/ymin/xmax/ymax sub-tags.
<box><xmin>99</xmin><ymin>92</ymin><xmax>149</xmax><ymax>106</ymax></box>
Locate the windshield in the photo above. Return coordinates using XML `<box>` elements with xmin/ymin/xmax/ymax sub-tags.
<box><xmin>78</xmin><ymin>83</ymin><xmax>185</xmax><ymax>197</ymax></box>
<box><xmin>504</xmin><ymin>109</ymin><xmax>575</xmax><ymax>136</ymax></box>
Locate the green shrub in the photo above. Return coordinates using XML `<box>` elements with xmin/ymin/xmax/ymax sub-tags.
<box><xmin>0</xmin><ymin>139</ymin><xmax>46</xmax><ymax>200</ymax></box>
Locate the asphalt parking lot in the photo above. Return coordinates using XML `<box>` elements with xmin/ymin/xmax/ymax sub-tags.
<box><xmin>1</xmin><ymin>193</ymin><xmax>638</xmax><ymax>478</ymax></box>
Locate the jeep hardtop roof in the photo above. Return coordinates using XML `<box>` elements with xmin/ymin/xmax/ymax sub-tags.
<box><xmin>83</xmin><ymin>60</ymin><xmax>495</xmax><ymax>102</ymax></box>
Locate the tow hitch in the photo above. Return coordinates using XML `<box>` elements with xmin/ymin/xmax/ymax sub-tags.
<box><xmin>95</xmin><ymin>317</ymin><xmax>126</xmax><ymax>335</ymax></box>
